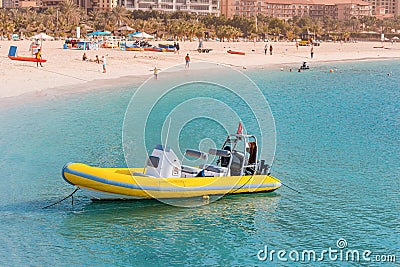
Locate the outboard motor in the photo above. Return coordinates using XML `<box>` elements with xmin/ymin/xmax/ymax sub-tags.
<box><xmin>145</xmin><ymin>144</ymin><xmax>181</xmax><ymax>178</ymax></box>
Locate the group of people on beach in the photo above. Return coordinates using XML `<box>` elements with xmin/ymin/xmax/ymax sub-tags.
<box><xmin>82</xmin><ymin>53</ymin><xmax>107</xmax><ymax>73</ymax></box>
<box><xmin>264</xmin><ymin>44</ymin><xmax>273</xmax><ymax>55</ymax></box>
<box><xmin>173</xmin><ymin>42</ymin><xmax>180</xmax><ymax>54</ymax></box>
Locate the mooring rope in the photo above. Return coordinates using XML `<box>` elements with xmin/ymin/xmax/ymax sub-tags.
<box><xmin>42</xmin><ymin>187</ymin><xmax>80</xmax><ymax>209</ymax></box>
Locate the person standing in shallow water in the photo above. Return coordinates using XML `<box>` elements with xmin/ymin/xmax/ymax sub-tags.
<box><xmin>185</xmin><ymin>54</ymin><xmax>190</xmax><ymax>68</ymax></box>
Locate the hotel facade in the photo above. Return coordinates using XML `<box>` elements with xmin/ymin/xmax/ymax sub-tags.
<box><xmin>220</xmin><ymin>0</ymin><xmax>373</xmax><ymax>20</ymax></box>
<box><xmin>363</xmin><ymin>0</ymin><xmax>400</xmax><ymax>15</ymax></box>
<box><xmin>118</xmin><ymin>0</ymin><xmax>219</xmax><ymax>15</ymax></box>
<box><xmin>32</xmin><ymin>0</ymin><xmax>219</xmax><ymax>13</ymax></box>
<box><xmin>3</xmin><ymin>0</ymin><xmax>400</xmax><ymax>18</ymax></box>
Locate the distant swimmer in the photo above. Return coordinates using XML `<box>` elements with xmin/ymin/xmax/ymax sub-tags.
<box><xmin>387</xmin><ymin>72</ymin><xmax>392</xmax><ymax>76</ymax></box>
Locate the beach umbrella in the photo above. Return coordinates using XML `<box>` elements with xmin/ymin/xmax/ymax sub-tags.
<box><xmin>128</xmin><ymin>31</ymin><xmax>154</xmax><ymax>39</ymax></box>
<box><xmin>117</xmin><ymin>25</ymin><xmax>134</xmax><ymax>32</ymax></box>
<box><xmin>31</xmin><ymin>32</ymin><xmax>54</xmax><ymax>40</ymax></box>
<box><xmin>30</xmin><ymin>32</ymin><xmax>55</xmax><ymax>52</ymax></box>
<box><xmin>392</xmin><ymin>36</ymin><xmax>399</xmax><ymax>40</ymax></box>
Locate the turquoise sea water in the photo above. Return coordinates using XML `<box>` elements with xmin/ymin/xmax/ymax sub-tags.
<box><xmin>0</xmin><ymin>60</ymin><xmax>399</xmax><ymax>266</ymax></box>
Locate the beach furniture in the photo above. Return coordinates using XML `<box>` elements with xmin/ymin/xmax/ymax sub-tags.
<box><xmin>197</xmin><ymin>48</ymin><xmax>212</xmax><ymax>53</ymax></box>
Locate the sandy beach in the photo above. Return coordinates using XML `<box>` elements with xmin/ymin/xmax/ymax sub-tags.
<box><xmin>1</xmin><ymin>39</ymin><xmax>399</xmax><ymax>99</ymax></box>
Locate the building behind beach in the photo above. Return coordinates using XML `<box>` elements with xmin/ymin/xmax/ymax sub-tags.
<box><xmin>40</xmin><ymin>0</ymin><xmax>117</xmax><ymax>10</ymax></box>
<box><xmin>39</xmin><ymin>0</ymin><xmax>217</xmax><ymax>13</ymax></box>
<box><xmin>118</xmin><ymin>0</ymin><xmax>219</xmax><ymax>15</ymax></box>
<box><xmin>363</xmin><ymin>0</ymin><xmax>400</xmax><ymax>16</ymax></box>
<box><xmin>220</xmin><ymin>0</ymin><xmax>373</xmax><ymax>19</ymax></box>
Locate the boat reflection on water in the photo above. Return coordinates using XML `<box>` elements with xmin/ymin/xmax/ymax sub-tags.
<box><xmin>58</xmin><ymin>192</ymin><xmax>281</xmax><ymax>240</ymax></box>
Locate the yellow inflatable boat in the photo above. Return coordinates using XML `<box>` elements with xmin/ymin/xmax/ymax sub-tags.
<box><xmin>62</xmin><ymin>133</ymin><xmax>281</xmax><ymax>200</ymax></box>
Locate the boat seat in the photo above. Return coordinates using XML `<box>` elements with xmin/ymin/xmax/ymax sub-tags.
<box><xmin>181</xmin><ymin>165</ymin><xmax>202</xmax><ymax>178</ymax></box>
<box><xmin>181</xmin><ymin>165</ymin><xmax>200</xmax><ymax>174</ymax></box>
<box><xmin>199</xmin><ymin>164</ymin><xmax>228</xmax><ymax>176</ymax></box>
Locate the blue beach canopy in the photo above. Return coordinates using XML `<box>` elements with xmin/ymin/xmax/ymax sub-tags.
<box><xmin>87</xmin><ymin>31</ymin><xmax>111</xmax><ymax>36</ymax></box>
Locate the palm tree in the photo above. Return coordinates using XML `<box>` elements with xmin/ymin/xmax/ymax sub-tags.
<box><xmin>215</xmin><ymin>25</ymin><xmax>227</xmax><ymax>41</ymax></box>
<box><xmin>111</xmin><ymin>6</ymin><xmax>131</xmax><ymax>28</ymax></box>
<box><xmin>88</xmin><ymin>9</ymin><xmax>104</xmax><ymax>30</ymax></box>
<box><xmin>44</xmin><ymin>7</ymin><xmax>58</xmax><ymax>32</ymax></box>
<box><xmin>0</xmin><ymin>9</ymin><xmax>13</xmax><ymax>37</ymax></box>
<box><xmin>59</xmin><ymin>0</ymin><xmax>82</xmax><ymax>30</ymax></box>
<box><xmin>9</xmin><ymin>9</ymin><xmax>25</xmax><ymax>31</ymax></box>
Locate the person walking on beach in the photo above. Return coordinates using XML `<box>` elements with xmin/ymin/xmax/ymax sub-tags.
<box><xmin>269</xmin><ymin>44</ymin><xmax>273</xmax><ymax>55</ymax></box>
<box><xmin>310</xmin><ymin>45</ymin><xmax>314</xmax><ymax>59</ymax></box>
<box><xmin>35</xmin><ymin>49</ymin><xmax>43</xmax><ymax>67</ymax></box>
<box><xmin>95</xmin><ymin>55</ymin><xmax>100</xmax><ymax>64</ymax></box>
<box><xmin>185</xmin><ymin>54</ymin><xmax>190</xmax><ymax>68</ymax></box>
<box><xmin>176</xmin><ymin>42</ymin><xmax>180</xmax><ymax>54</ymax></box>
<box><xmin>153</xmin><ymin>67</ymin><xmax>159</xmax><ymax>79</ymax></box>
<box><xmin>296</xmin><ymin>41</ymin><xmax>299</xmax><ymax>51</ymax></box>
<box><xmin>102</xmin><ymin>55</ymin><xmax>106</xmax><ymax>73</ymax></box>
<box><xmin>264</xmin><ymin>43</ymin><xmax>268</xmax><ymax>55</ymax></box>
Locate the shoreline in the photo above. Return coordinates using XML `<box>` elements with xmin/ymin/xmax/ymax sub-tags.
<box><xmin>1</xmin><ymin>56</ymin><xmax>397</xmax><ymax>109</ymax></box>
<box><xmin>1</xmin><ymin>39</ymin><xmax>399</xmax><ymax>101</ymax></box>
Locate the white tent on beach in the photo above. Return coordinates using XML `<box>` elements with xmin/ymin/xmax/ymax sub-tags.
<box><xmin>30</xmin><ymin>33</ymin><xmax>55</xmax><ymax>52</ymax></box>
<box><xmin>129</xmin><ymin>31</ymin><xmax>154</xmax><ymax>39</ymax></box>
<box><xmin>30</xmin><ymin>33</ymin><xmax>55</xmax><ymax>40</ymax></box>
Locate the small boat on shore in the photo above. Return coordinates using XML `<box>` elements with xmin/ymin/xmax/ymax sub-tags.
<box><xmin>144</xmin><ymin>47</ymin><xmax>164</xmax><ymax>52</ymax></box>
<box><xmin>8</xmin><ymin>45</ymin><xmax>47</xmax><ymax>63</ymax></box>
<box><xmin>158</xmin><ymin>43</ymin><xmax>175</xmax><ymax>52</ymax></box>
<box><xmin>227</xmin><ymin>50</ymin><xmax>245</xmax><ymax>55</ymax></box>
<box><xmin>62</xmin><ymin>132</ymin><xmax>281</xmax><ymax>200</ymax></box>
<box><xmin>8</xmin><ymin>55</ymin><xmax>47</xmax><ymax>63</ymax></box>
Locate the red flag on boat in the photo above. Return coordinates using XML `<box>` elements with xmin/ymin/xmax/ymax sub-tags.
<box><xmin>237</xmin><ymin>121</ymin><xmax>243</xmax><ymax>134</ymax></box>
